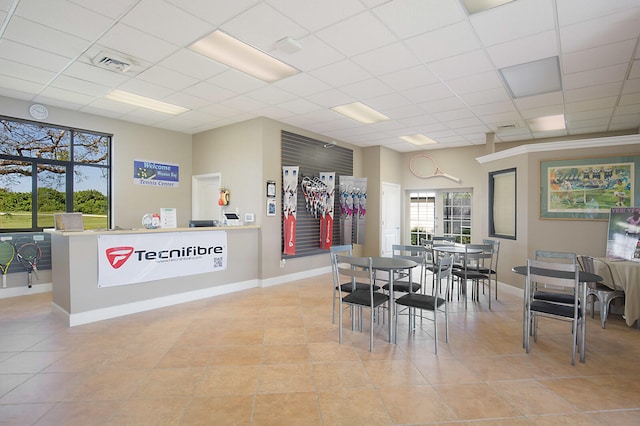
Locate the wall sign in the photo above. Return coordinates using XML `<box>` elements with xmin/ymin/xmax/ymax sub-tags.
<box><xmin>134</xmin><ymin>160</ymin><xmax>179</xmax><ymax>187</ymax></box>
<box><xmin>98</xmin><ymin>231</ymin><xmax>227</xmax><ymax>287</ymax></box>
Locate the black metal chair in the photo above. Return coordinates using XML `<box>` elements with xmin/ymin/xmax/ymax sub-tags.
<box><xmin>394</xmin><ymin>255</ymin><xmax>454</xmax><ymax>354</ymax></box>
<box><xmin>524</xmin><ymin>259</ymin><xmax>584</xmax><ymax>365</ymax></box>
<box><xmin>333</xmin><ymin>254</ymin><xmax>389</xmax><ymax>352</ymax></box>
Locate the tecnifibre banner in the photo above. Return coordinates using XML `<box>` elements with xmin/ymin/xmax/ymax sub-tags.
<box><xmin>98</xmin><ymin>231</ymin><xmax>227</xmax><ymax>287</ymax></box>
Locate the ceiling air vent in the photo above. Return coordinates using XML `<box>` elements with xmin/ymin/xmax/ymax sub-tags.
<box><xmin>495</xmin><ymin>122</ymin><xmax>522</xmax><ymax>132</ymax></box>
<box><xmin>92</xmin><ymin>51</ymin><xmax>135</xmax><ymax>73</ymax></box>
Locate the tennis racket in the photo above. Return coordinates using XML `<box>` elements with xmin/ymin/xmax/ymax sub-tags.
<box><xmin>17</xmin><ymin>241</ymin><xmax>42</xmax><ymax>288</ymax></box>
<box><xmin>0</xmin><ymin>240</ymin><xmax>16</xmax><ymax>288</ymax></box>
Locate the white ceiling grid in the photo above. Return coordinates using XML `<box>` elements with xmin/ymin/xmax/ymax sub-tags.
<box><xmin>0</xmin><ymin>0</ymin><xmax>638</xmax><ymax>152</ymax></box>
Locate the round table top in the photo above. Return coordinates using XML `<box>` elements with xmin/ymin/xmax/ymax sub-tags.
<box><xmin>512</xmin><ymin>265</ymin><xmax>602</xmax><ymax>283</ymax></box>
<box><xmin>432</xmin><ymin>245</ymin><xmax>482</xmax><ymax>254</ymax></box>
<box><xmin>348</xmin><ymin>256</ymin><xmax>417</xmax><ymax>271</ymax></box>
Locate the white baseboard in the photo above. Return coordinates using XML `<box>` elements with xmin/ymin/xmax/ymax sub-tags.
<box><xmin>58</xmin><ymin>279</ymin><xmax>259</xmax><ymax>327</ymax></box>
<box><xmin>261</xmin><ymin>266</ymin><xmax>331</xmax><ymax>287</ymax></box>
<box><xmin>0</xmin><ymin>283</ymin><xmax>52</xmax><ymax>299</ymax></box>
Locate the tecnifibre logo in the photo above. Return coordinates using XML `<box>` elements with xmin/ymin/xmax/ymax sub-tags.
<box><xmin>105</xmin><ymin>246</ymin><xmax>134</xmax><ymax>269</ymax></box>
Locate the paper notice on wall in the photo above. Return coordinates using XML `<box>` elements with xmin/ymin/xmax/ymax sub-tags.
<box><xmin>283</xmin><ymin>166</ymin><xmax>299</xmax><ymax>255</ymax></box>
<box><xmin>160</xmin><ymin>208</ymin><xmax>177</xmax><ymax>228</ymax></box>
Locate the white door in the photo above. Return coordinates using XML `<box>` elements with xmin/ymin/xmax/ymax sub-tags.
<box><xmin>192</xmin><ymin>173</ymin><xmax>221</xmax><ymax>221</ymax></box>
<box><xmin>381</xmin><ymin>182</ymin><xmax>401</xmax><ymax>257</ymax></box>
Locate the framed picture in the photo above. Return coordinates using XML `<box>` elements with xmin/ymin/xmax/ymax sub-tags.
<box><xmin>540</xmin><ymin>154</ymin><xmax>639</xmax><ymax>220</ymax></box>
<box><xmin>267</xmin><ymin>198</ymin><xmax>276</xmax><ymax>216</ymax></box>
<box><xmin>266</xmin><ymin>180</ymin><xmax>276</xmax><ymax>198</ymax></box>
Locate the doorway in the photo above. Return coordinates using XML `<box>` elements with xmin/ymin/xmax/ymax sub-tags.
<box><xmin>192</xmin><ymin>173</ymin><xmax>222</xmax><ymax>222</ymax></box>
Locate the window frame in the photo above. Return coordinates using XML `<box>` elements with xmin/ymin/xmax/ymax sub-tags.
<box><xmin>488</xmin><ymin>167</ymin><xmax>517</xmax><ymax>240</ymax></box>
<box><xmin>0</xmin><ymin>115</ymin><xmax>112</xmax><ymax>232</ymax></box>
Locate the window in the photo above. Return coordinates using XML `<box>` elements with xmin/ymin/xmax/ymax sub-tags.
<box><xmin>442</xmin><ymin>191</ymin><xmax>471</xmax><ymax>244</ymax></box>
<box><xmin>0</xmin><ymin>116</ymin><xmax>111</xmax><ymax>231</ymax></box>
<box><xmin>409</xmin><ymin>192</ymin><xmax>435</xmax><ymax>245</ymax></box>
<box><xmin>489</xmin><ymin>168</ymin><xmax>516</xmax><ymax>239</ymax></box>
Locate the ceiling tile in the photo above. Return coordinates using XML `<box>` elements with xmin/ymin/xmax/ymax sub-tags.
<box><xmin>97</xmin><ymin>23</ymin><xmax>178</xmax><ymax>63</ymax></box>
<box><xmin>272</xmin><ymin>34</ymin><xmax>343</xmax><ymax>73</ymax></box>
<box><xmin>15</xmin><ymin>0</ymin><xmax>113</xmax><ymax>41</ymax></box>
<box><xmin>68</xmin><ymin>0</ymin><xmax>139</xmax><ymax>20</ymax></box>
<box><xmin>563</xmin><ymin>64</ymin><xmax>628</xmax><ymax>91</ymax></box>
<box><xmin>0</xmin><ymin>58</ymin><xmax>56</xmax><ymax>84</ymax></box>
<box><xmin>267</xmin><ymin>0</ymin><xmax>364</xmax><ymax>32</ymax></box>
<box><xmin>310</xmin><ymin>59</ymin><xmax>372</xmax><ymax>88</ymax></box>
<box><xmin>352</xmin><ymin>42</ymin><xmax>421</xmax><ymax>76</ymax></box>
<box><xmin>340</xmin><ymin>78</ymin><xmax>394</xmax><ymax>100</ymax></box>
<box><xmin>405</xmin><ymin>21</ymin><xmax>480</xmax><ymax>64</ymax></box>
<box><xmin>160</xmin><ymin>49</ymin><xmax>228</xmax><ymax>80</ymax></box>
<box><xmin>378</xmin><ymin>66</ymin><xmax>439</xmax><ymax>92</ymax></box>
<box><xmin>560</xmin><ymin>8</ymin><xmax>640</xmax><ymax>53</ymax></box>
<box><xmin>429</xmin><ymin>50</ymin><xmax>494</xmax><ymax>81</ymax></box>
<box><xmin>470</xmin><ymin>0</ymin><xmax>555</xmax><ymax>46</ymax></box>
<box><xmin>120</xmin><ymin>0</ymin><xmax>212</xmax><ymax>46</ymax></box>
<box><xmin>136</xmin><ymin>66</ymin><xmax>199</xmax><ymax>91</ymax></box>
<box><xmin>561</xmin><ymin>39</ymin><xmax>636</xmax><ymax>74</ymax></box>
<box><xmin>564</xmin><ymin>82</ymin><xmax>623</xmax><ymax>103</ymax></box>
<box><xmin>487</xmin><ymin>30</ymin><xmax>558</xmax><ymax>69</ymax></box>
<box><xmin>221</xmin><ymin>2</ymin><xmax>307</xmax><ymax>52</ymax></box>
<box><xmin>165</xmin><ymin>0</ymin><xmax>261</xmax><ymax>27</ymax></box>
<box><xmin>4</xmin><ymin>16</ymin><xmax>91</xmax><ymax>58</ymax></box>
<box><xmin>316</xmin><ymin>12</ymin><xmax>396</xmax><ymax>57</ymax></box>
<box><xmin>373</xmin><ymin>0</ymin><xmax>466</xmax><ymax>39</ymax></box>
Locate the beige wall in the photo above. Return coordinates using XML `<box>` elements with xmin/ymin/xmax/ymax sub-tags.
<box><xmin>3</xmin><ymin>94</ymin><xmax>639</xmax><ymax>291</ymax></box>
<box><xmin>0</xmin><ymin>96</ymin><xmax>193</xmax><ymax>229</ymax></box>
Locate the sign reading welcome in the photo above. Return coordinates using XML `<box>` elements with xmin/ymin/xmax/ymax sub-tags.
<box><xmin>134</xmin><ymin>160</ymin><xmax>179</xmax><ymax>187</ymax></box>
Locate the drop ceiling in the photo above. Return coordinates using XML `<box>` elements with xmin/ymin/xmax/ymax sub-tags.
<box><xmin>0</xmin><ymin>0</ymin><xmax>639</xmax><ymax>152</ymax></box>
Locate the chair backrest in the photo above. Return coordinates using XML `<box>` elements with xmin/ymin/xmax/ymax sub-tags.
<box><xmin>464</xmin><ymin>243</ymin><xmax>493</xmax><ymax>270</ymax></box>
<box><xmin>483</xmin><ymin>239</ymin><xmax>500</xmax><ymax>268</ymax></box>
<box><xmin>435</xmin><ymin>254</ymin><xmax>454</xmax><ymax>297</ymax></box>
<box><xmin>392</xmin><ymin>244</ymin><xmax>427</xmax><ymax>280</ymax></box>
<box><xmin>330</xmin><ymin>244</ymin><xmax>353</xmax><ymax>256</ymax></box>
<box><xmin>392</xmin><ymin>244</ymin><xmax>426</xmax><ymax>263</ymax></box>
<box><xmin>527</xmin><ymin>258</ymin><xmax>580</xmax><ymax>297</ymax></box>
<box><xmin>534</xmin><ymin>250</ymin><xmax>576</xmax><ymax>264</ymax></box>
<box><xmin>333</xmin><ymin>255</ymin><xmax>374</xmax><ymax>296</ymax></box>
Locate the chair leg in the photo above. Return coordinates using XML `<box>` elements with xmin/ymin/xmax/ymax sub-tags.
<box><xmin>600</xmin><ymin>299</ymin><xmax>608</xmax><ymax>329</ymax></box>
<box><xmin>433</xmin><ymin>308</ymin><xmax>438</xmax><ymax>354</ymax></box>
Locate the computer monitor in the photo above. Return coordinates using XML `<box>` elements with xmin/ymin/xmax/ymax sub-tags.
<box><xmin>189</xmin><ymin>219</ymin><xmax>215</xmax><ymax>228</ymax></box>
<box><xmin>223</xmin><ymin>212</ymin><xmax>240</xmax><ymax>221</ymax></box>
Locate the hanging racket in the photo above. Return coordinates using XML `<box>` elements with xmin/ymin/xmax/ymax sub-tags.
<box><xmin>409</xmin><ymin>154</ymin><xmax>461</xmax><ymax>183</ymax></box>
<box><xmin>0</xmin><ymin>240</ymin><xmax>15</xmax><ymax>288</ymax></box>
<box><xmin>16</xmin><ymin>241</ymin><xmax>42</xmax><ymax>288</ymax></box>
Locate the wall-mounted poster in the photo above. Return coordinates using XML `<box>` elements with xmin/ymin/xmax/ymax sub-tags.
<box><xmin>282</xmin><ymin>166</ymin><xmax>299</xmax><ymax>255</ymax></box>
<box><xmin>540</xmin><ymin>154</ymin><xmax>639</xmax><ymax>220</ymax></box>
<box><xmin>606</xmin><ymin>207</ymin><xmax>640</xmax><ymax>261</ymax></box>
<box><xmin>134</xmin><ymin>160</ymin><xmax>179</xmax><ymax>187</ymax></box>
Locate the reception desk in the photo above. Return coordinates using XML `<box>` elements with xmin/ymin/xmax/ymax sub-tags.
<box><xmin>49</xmin><ymin>226</ymin><xmax>259</xmax><ymax>326</ymax></box>
<box><xmin>594</xmin><ymin>258</ymin><xmax>640</xmax><ymax>327</ymax></box>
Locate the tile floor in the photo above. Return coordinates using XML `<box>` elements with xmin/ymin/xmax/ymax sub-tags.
<box><xmin>1</xmin><ymin>274</ymin><xmax>639</xmax><ymax>425</ymax></box>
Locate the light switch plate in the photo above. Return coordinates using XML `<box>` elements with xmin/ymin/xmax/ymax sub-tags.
<box><xmin>245</xmin><ymin>213</ymin><xmax>255</xmax><ymax>223</ymax></box>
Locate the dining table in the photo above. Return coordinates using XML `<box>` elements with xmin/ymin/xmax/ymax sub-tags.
<box><xmin>593</xmin><ymin>258</ymin><xmax>640</xmax><ymax>327</ymax></box>
<box><xmin>432</xmin><ymin>244</ymin><xmax>483</xmax><ymax>309</ymax></box>
<box><xmin>346</xmin><ymin>256</ymin><xmax>417</xmax><ymax>344</ymax></box>
<box><xmin>512</xmin><ymin>265</ymin><xmax>602</xmax><ymax>363</ymax></box>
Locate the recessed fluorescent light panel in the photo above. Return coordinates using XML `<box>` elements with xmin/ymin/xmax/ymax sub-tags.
<box><xmin>189</xmin><ymin>30</ymin><xmax>299</xmax><ymax>83</ymax></box>
<box><xmin>461</xmin><ymin>0</ymin><xmax>516</xmax><ymax>14</ymax></box>
<box><xmin>499</xmin><ymin>56</ymin><xmax>562</xmax><ymax>98</ymax></box>
<box><xmin>105</xmin><ymin>90</ymin><xmax>188</xmax><ymax>115</ymax></box>
<box><xmin>400</xmin><ymin>134</ymin><xmax>437</xmax><ymax>145</ymax></box>
<box><xmin>527</xmin><ymin>114</ymin><xmax>566</xmax><ymax>132</ymax></box>
<box><xmin>331</xmin><ymin>102</ymin><xmax>390</xmax><ymax>124</ymax></box>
